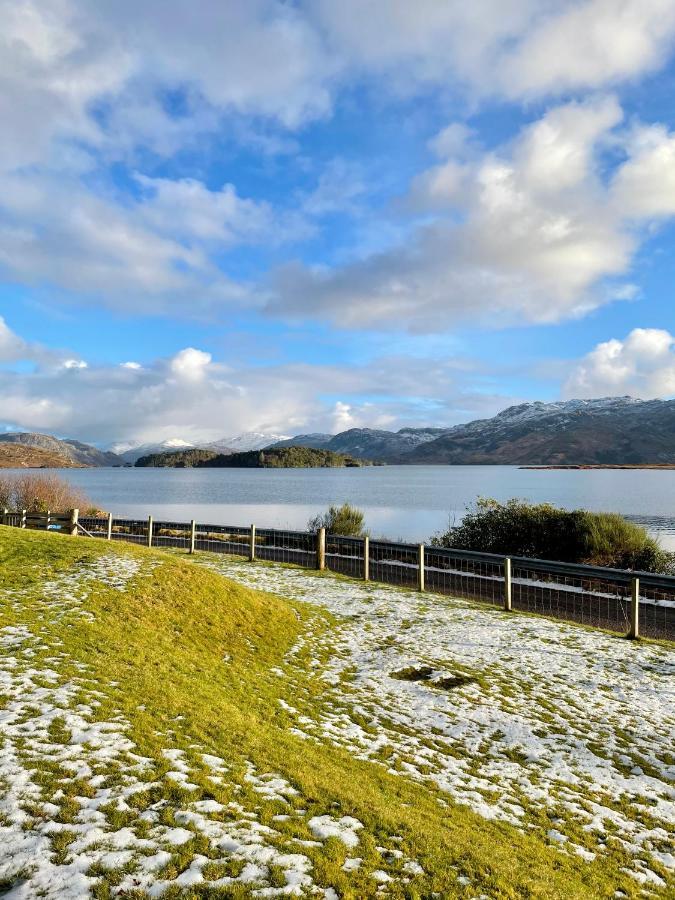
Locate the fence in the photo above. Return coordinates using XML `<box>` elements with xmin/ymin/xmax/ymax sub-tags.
<box><xmin>3</xmin><ymin>508</ymin><xmax>674</xmax><ymax>643</ymax></box>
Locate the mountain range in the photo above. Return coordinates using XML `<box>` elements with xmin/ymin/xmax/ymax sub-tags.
<box><xmin>272</xmin><ymin>397</ymin><xmax>675</xmax><ymax>465</ymax></box>
<box><xmin>112</xmin><ymin>431</ymin><xmax>290</xmax><ymax>464</ymax></box>
<box><xmin>3</xmin><ymin>397</ymin><xmax>675</xmax><ymax>467</ymax></box>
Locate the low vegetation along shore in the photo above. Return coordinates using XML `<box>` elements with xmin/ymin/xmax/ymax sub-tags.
<box><xmin>0</xmin><ymin>526</ymin><xmax>673</xmax><ymax>898</ymax></box>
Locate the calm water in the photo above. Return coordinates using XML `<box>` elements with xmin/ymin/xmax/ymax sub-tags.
<box><xmin>18</xmin><ymin>465</ymin><xmax>675</xmax><ymax>547</ymax></box>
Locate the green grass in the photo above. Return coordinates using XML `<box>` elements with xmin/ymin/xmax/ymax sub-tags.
<box><xmin>0</xmin><ymin>527</ymin><xmax>655</xmax><ymax>898</ymax></box>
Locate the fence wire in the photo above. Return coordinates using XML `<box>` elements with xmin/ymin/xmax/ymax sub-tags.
<box><xmin>424</xmin><ymin>547</ymin><xmax>504</xmax><ymax>606</ymax></box>
<box><xmin>255</xmin><ymin>528</ymin><xmax>316</xmax><ymax>566</ymax></box>
<box><xmin>152</xmin><ymin>520</ymin><xmax>192</xmax><ymax>550</ymax></box>
<box><xmin>325</xmin><ymin>535</ymin><xmax>365</xmax><ymax>579</ymax></box>
<box><xmin>79</xmin><ymin>516</ymin><xmax>109</xmax><ymax>538</ymax></box>
<box><xmin>195</xmin><ymin>524</ymin><xmax>250</xmax><ymax>556</ymax></box>
<box><xmin>510</xmin><ymin>560</ymin><xmax>631</xmax><ymax>633</ymax></box>
<box><xmin>637</xmin><ymin>579</ymin><xmax>675</xmax><ymax>641</ymax></box>
<box><xmin>109</xmin><ymin>518</ymin><xmax>149</xmax><ymax>545</ymax></box>
<box><xmin>369</xmin><ymin>540</ymin><xmax>419</xmax><ymax>588</ymax></box>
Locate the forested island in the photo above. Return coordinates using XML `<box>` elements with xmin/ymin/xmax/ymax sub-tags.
<box><xmin>134</xmin><ymin>446</ymin><xmax>374</xmax><ymax>468</ymax></box>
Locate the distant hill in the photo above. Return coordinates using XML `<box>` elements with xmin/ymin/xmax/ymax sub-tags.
<box><xmin>0</xmin><ymin>443</ymin><xmax>85</xmax><ymax>468</ymax></box>
<box><xmin>407</xmin><ymin>397</ymin><xmax>675</xmax><ymax>465</ymax></box>
<box><xmin>271</xmin><ymin>427</ymin><xmax>447</xmax><ymax>459</ymax></box>
<box><xmin>0</xmin><ymin>433</ymin><xmax>121</xmax><ymax>467</ymax></box>
<box><xmin>270</xmin><ymin>398</ymin><xmax>675</xmax><ymax>465</ymax></box>
<box><xmin>135</xmin><ymin>446</ymin><xmax>373</xmax><ymax>468</ymax></box>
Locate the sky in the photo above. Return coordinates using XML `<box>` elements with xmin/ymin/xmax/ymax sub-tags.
<box><xmin>3</xmin><ymin>0</ymin><xmax>675</xmax><ymax>448</ymax></box>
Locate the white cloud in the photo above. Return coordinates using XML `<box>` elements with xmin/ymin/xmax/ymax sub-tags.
<box><xmin>169</xmin><ymin>348</ymin><xmax>212</xmax><ymax>381</ymax></box>
<box><xmin>136</xmin><ymin>175</ymin><xmax>311</xmax><ymax>246</ymax></box>
<box><xmin>0</xmin><ymin>316</ymin><xmax>31</xmax><ymax>363</ymax></box>
<box><xmin>2</xmin><ymin>1</ymin><xmax>675</xmax><ymax>325</ymax></box>
<box><xmin>312</xmin><ymin>0</ymin><xmax>675</xmax><ymax>99</ymax></box>
<box><xmin>62</xmin><ymin>359</ymin><xmax>87</xmax><ymax>369</ymax></box>
<box><xmin>0</xmin><ymin>316</ymin><xmax>53</xmax><ymax>365</ymax></box>
<box><xmin>0</xmin><ymin>324</ymin><xmax>519</xmax><ymax>444</ymax></box>
<box><xmin>612</xmin><ymin>124</ymin><xmax>675</xmax><ymax>218</ymax></box>
<box><xmin>270</xmin><ymin>97</ymin><xmax>641</xmax><ymax>330</ymax></box>
<box><xmin>502</xmin><ymin>0</ymin><xmax>675</xmax><ymax>98</ymax></box>
<box><xmin>564</xmin><ymin>328</ymin><xmax>675</xmax><ymax>398</ymax></box>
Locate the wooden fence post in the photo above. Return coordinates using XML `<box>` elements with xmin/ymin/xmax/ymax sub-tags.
<box><xmin>21</xmin><ymin>509</ymin><xmax>26</xmax><ymax>529</ymax></box>
<box><xmin>249</xmin><ymin>524</ymin><xmax>256</xmax><ymax>561</ymax></box>
<box><xmin>70</xmin><ymin>508</ymin><xmax>79</xmax><ymax>537</ymax></box>
<box><xmin>628</xmin><ymin>577</ymin><xmax>640</xmax><ymax>639</ymax></box>
<box><xmin>1</xmin><ymin>508</ymin><xmax>7</xmax><ymax>527</ymax></box>
<box><xmin>363</xmin><ymin>535</ymin><xmax>370</xmax><ymax>581</ymax></box>
<box><xmin>147</xmin><ymin>515</ymin><xmax>153</xmax><ymax>548</ymax></box>
<box><xmin>417</xmin><ymin>544</ymin><xmax>425</xmax><ymax>591</ymax></box>
<box><xmin>503</xmin><ymin>557</ymin><xmax>512</xmax><ymax>611</ymax></box>
<box><xmin>106</xmin><ymin>512</ymin><xmax>113</xmax><ymax>541</ymax></box>
<box><xmin>317</xmin><ymin>528</ymin><xmax>326</xmax><ymax>571</ymax></box>
<box><xmin>189</xmin><ymin>520</ymin><xmax>196</xmax><ymax>554</ymax></box>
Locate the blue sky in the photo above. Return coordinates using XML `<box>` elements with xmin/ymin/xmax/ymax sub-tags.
<box><xmin>3</xmin><ymin>0</ymin><xmax>675</xmax><ymax>448</ymax></box>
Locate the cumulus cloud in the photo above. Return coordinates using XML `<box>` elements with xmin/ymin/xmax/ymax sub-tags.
<box><xmin>501</xmin><ymin>0</ymin><xmax>675</xmax><ymax>98</ymax></box>
<box><xmin>2</xmin><ymin>1</ymin><xmax>675</xmax><ymax>326</ymax></box>
<box><xmin>313</xmin><ymin>0</ymin><xmax>675</xmax><ymax>99</ymax></box>
<box><xmin>0</xmin><ymin>316</ymin><xmax>53</xmax><ymax>365</ymax></box>
<box><xmin>612</xmin><ymin>125</ymin><xmax>675</xmax><ymax>218</ymax></box>
<box><xmin>564</xmin><ymin>328</ymin><xmax>675</xmax><ymax>398</ymax></box>
<box><xmin>271</xmin><ymin>97</ymin><xmax>650</xmax><ymax>330</ymax></box>
<box><xmin>0</xmin><ymin>323</ymin><xmax>518</xmax><ymax>444</ymax></box>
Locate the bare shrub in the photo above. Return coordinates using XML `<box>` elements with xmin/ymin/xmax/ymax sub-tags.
<box><xmin>0</xmin><ymin>473</ymin><xmax>96</xmax><ymax>514</ymax></box>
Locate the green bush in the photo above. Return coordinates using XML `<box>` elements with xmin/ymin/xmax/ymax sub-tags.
<box><xmin>307</xmin><ymin>503</ymin><xmax>367</xmax><ymax>536</ymax></box>
<box><xmin>430</xmin><ymin>498</ymin><xmax>673</xmax><ymax>573</ymax></box>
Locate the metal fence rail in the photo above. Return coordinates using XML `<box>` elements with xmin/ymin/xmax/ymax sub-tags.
<box><xmin>2</xmin><ymin>508</ymin><xmax>675</xmax><ymax>642</ymax></box>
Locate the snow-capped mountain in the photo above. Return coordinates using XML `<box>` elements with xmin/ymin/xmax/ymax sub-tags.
<box><xmin>204</xmin><ymin>432</ymin><xmax>290</xmax><ymax>453</ymax></box>
<box><xmin>108</xmin><ymin>398</ymin><xmax>672</xmax><ymax>467</ymax></box>
<box><xmin>112</xmin><ymin>433</ymin><xmax>290</xmax><ymax>463</ymax></box>
<box><xmin>273</xmin><ymin>398</ymin><xmax>674</xmax><ymax>465</ymax></box>
<box><xmin>113</xmin><ymin>439</ymin><xmax>195</xmax><ymax>464</ymax></box>
<box><xmin>409</xmin><ymin>397</ymin><xmax>671</xmax><ymax>464</ymax></box>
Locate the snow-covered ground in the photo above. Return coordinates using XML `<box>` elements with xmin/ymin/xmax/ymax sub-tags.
<box><xmin>0</xmin><ymin>554</ymin><xmax>420</xmax><ymax>898</ymax></box>
<box><xmin>2</xmin><ymin>547</ymin><xmax>674</xmax><ymax>896</ymax></box>
<box><xmin>200</xmin><ymin>556</ymin><xmax>675</xmax><ymax>891</ymax></box>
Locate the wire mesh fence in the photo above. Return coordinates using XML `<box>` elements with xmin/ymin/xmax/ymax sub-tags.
<box><xmin>255</xmin><ymin>528</ymin><xmax>316</xmax><ymax>566</ymax></box>
<box><xmin>369</xmin><ymin>540</ymin><xmax>419</xmax><ymax>589</ymax></box>
<box><xmin>109</xmin><ymin>518</ymin><xmax>149</xmax><ymax>545</ymax></box>
<box><xmin>152</xmin><ymin>520</ymin><xmax>192</xmax><ymax>550</ymax></box>
<box><xmin>195</xmin><ymin>524</ymin><xmax>250</xmax><ymax>556</ymax></box>
<box><xmin>79</xmin><ymin>516</ymin><xmax>109</xmax><ymax>537</ymax></box>
<box><xmin>636</xmin><ymin>577</ymin><xmax>675</xmax><ymax>641</ymax></box>
<box><xmin>325</xmin><ymin>535</ymin><xmax>366</xmax><ymax>579</ymax></box>
<box><xmin>3</xmin><ymin>510</ymin><xmax>675</xmax><ymax>642</ymax></box>
<box><xmin>424</xmin><ymin>547</ymin><xmax>505</xmax><ymax>606</ymax></box>
<box><xmin>510</xmin><ymin>559</ymin><xmax>631</xmax><ymax>632</ymax></box>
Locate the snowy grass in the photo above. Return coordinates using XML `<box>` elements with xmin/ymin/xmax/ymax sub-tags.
<box><xmin>0</xmin><ymin>528</ymin><xmax>671</xmax><ymax>898</ymax></box>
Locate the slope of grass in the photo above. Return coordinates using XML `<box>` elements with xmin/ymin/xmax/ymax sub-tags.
<box><xmin>0</xmin><ymin>527</ymin><xmax>657</xmax><ymax>898</ymax></box>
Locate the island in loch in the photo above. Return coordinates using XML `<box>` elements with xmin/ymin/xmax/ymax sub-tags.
<box><xmin>135</xmin><ymin>445</ymin><xmax>377</xmax><ymax>468</ymax></box>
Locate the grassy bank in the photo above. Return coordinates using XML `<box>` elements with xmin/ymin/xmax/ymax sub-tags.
<box><xmin>0</xmin><ymin>528</ymin><xmax>668</xmax><ymax>897</ymax></box>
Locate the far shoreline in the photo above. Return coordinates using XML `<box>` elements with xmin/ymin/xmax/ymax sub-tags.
<box><xmin>521</xmin><ymin>464</ymin><xmax>675</xmax><ymax>470</ymax></box>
